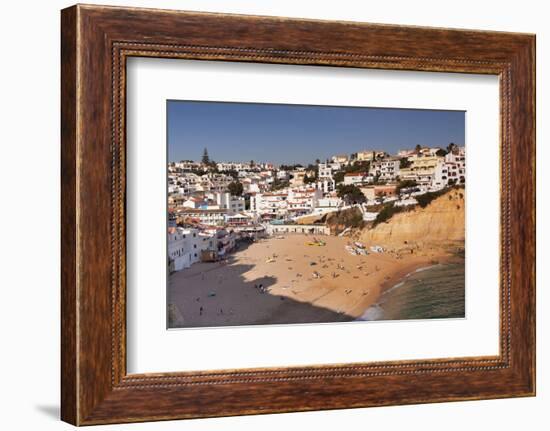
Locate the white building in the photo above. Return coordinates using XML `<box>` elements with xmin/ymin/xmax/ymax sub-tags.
<box><xmin>216</xmin><ymin>161</ymin><xmax>252</xmax><ymax>172</ymax></box>
<box><xmin>276</xmin><ymin>170</ymin><xmax>290</xmax><ymax>181</ymax></box>
<box><xmin>199</xmin><ymin>173</ymin><xmax>233</xmax><ymax>193</ymax></box>
<box><xmin>369</xmin><ymin>158</ymin><xmax>400</xmax><ymax>181</ymax></box>
<box><xmin>399</xmin><ymin>155</ymin><xmax>443</xmax><ymax>186</ymax></box>
<box><xmin>213</xmin><ymin>228</ymin><xmax>236</xmax><ymax>257</ymax></box>
<box><xmin>250</xmin><ymin>191</ymin><xmax>289</xmax><ymax>218</ymax></box>
<box><xmin>266</xmin><ymin>223</ymin><xmax>330</xmax><ymax>236</ymax></box>
<box><xmin>168</xmin><ymin>227</ymin><xmax>208</xmax><ymax>271</ymax></box>
<box><xmin>174</xmin><ymin>160</ymin><xmax>202</xmax><ymax>171</ymax></box>
<box><xmin>318</xmin><ymin>163</ymin><xmax>333</xmax><ymax>179</ymax></box>
<box><xmin>182</xmin><ymin>197</ymin><xmax>208</xmax><ymax>209</ymax></box>
<box><xmin>168</xmin><ymin>172</ymin><xmax>201</xmax><ymax>196</ymax></box>
<box><xmin>317</xmin><ymin>162</ymin><xmax>342</xmax><ymax>180</ymax></box>
<box><xmin>213</xmin><ymin>192</ymin><xmax>245</xmax><ymax>213</ymax></box>
<box><xmin>286</xmin><ymin>187</ymin><xmax>323</xmax><ymax>217</ymax></box>
<box><xmin>316</xmin><ymin>196</ymin><xmax>343</xmax><ymax>209</ymax></box>
<box><xmin>314</xmin><ymin>178</ymin><xmax>336</xmax><ymax>194</ymax></box>
<box><xmin>240</xmin><ymin>174</ymin><xmax>270</xmax><ymax>194</ymax></box>
<box><xmin>432</xmin><ymin>148</ymin><xmax>466</xmax><ymax>188</ymax></box>
<box><xmin>225</xmin><ymin>212</ymin><xmax>254</xmax><ymax>227</ymax></box>
<box><xmin>343</xmin><ymin>172</ymin><xmax>369</xmax><ymax>185</ymax></box>
<box><xmin>178</xmin><ymin>208</ymin><xmax>228</xmax><ymax>226</ymax></box>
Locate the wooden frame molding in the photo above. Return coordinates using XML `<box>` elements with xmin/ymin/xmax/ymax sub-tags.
<box><xmin>61</xmin><ymin>4</ymin><xmax>535</xmax><ymax>425</ymax></box>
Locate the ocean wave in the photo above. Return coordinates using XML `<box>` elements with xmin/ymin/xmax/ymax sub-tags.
<box><xmin>355</xmin><ymin>262</ymin><xmax>465</xmax><ymax>322</ymax></box>
<box><xmin>356</xmin><ymin>304</ymin><xmax>384</xmax><ymax>321</ymax></box>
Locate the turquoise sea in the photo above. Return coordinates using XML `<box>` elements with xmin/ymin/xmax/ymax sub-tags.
<box><xmin>358</xmin><ymin>261</ymin><xmax>465</xmax><ymax>321</ymax></box>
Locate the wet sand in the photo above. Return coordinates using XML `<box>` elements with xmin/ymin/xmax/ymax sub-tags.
<box><xmin>168</xmin><ymin>234</ymin><xmax>452</xmax><ymax>328</ymax></box>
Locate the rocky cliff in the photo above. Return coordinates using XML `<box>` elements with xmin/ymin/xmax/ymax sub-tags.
<box><xmin>359</xmin><ymin>188</ymin><xmax>465</xmax><ymax>250</ymax></box>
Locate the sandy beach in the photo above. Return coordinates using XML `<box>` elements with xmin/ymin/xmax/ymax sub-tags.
<box><xmin>168</xmin><ymin>234</ymin><xmax>454</xmax><ymax>328</ymax></box>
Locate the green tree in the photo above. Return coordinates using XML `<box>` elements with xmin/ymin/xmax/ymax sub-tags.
<box><xmin>202</xmin><ymin>148</ymin><xmax>210</xmax><ymax>165</ymax></box>
<box><xmin>333</xmin><ymin>171</ymin><xmax>345</xmax><ymax>184</ymax></box>
<box><xmin>415</xmin><ymin>144</ymin><xmax>422</xmax><ymax>154</ymax></box>
<box><xmin>336</xmin><ymin>184</ymin><xmax>366</xmax><ymax>205</ymax></box>
<box><xmin>415</xmin><ymin>189</ymin><xmax>446</xmax><ymax>208</ymax></box>
<box><xmin>374</xmin><ymin>202</ymin><xmax>398</xmax><ymax>226</ymax></box>
<box><xmin>396</xmin><ymin>179</ymin><xmax>418</xmax><ymax>193</ymax></box>
<box><xmin>303</xmin><ymin>174</ymin><xmax>316</xmax><ymax>184</ymax></box>
<box><xmin>227</xmin><ymin>181</ymin><xmax>244</xmax><ymax>196</ymax></box>
<box><xmin>342</xmin><ymin>160</ymin><xmax>369</xmax><ymax>174</ymax></box>
<box><xmin>446</xmin><ymin>142</ymin><xmax>457</xmax><ymax>154</ymax></box>
<box><xmin>271</xmin><ymin>177</ymin><xmax>290</xmax><ymax>191</ymax></box>
<box><xmin>400</xmin><ymin>157</ymin><xmax>412</xmax><ymax>169</ymax></box>
<box><xmin>435</xmin><ymin>148</ymin><xmax>447</xmax><ymax>157</ymax></box>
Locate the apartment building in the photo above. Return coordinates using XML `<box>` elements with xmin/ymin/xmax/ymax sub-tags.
<box><xmin>433</xmin><ymin>149</ymin><xmax>466</xmax><ymax>188</ymax></box>
<box><xmin>399</xmin><ymin>155</ymin><xmax>443</xmax><ymax>185</ymax></box>
<box><xmin>317</xmin><ymin>162</ymin><xmax>341</xmax><ymax>180</ymax></box>
<box><xmin>369</xmin><ymin>158</ymin><xmax>400</xmax><ymax>181</ymax></box>
<box><xmin>286</xmin><ymin>187</ymin><xmax>323</xmax><ymax>216</ymax></box>
<box><xmin>250</xmin><ymin>192</ymin><xmax>289</xmax><ymax>218</ymax></box>
<box><xmin>212</xmin><ymin>192</ymin><xmax>246</xmax><ymax>213</ymax></box>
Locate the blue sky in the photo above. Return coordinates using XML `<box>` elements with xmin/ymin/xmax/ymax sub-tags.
<box><xmin>167</xmin><ymin>100</ymin><xmax>465</xmax><ymax>165</ymax></box>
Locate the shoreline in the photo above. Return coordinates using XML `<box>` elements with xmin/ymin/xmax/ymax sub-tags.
<box><xmin>358</xmin><ymin>259</ymin><xmax>466</xmax><ymax>322</ymax></box>
<box><xmin>168</xmin><ymin>234</ymin><xmax>459</xmax><ymax>327</ymax></box>
<box><xmin>378</xmin><ymin>251</ymin><xmax>461</xmax><ymax>294</ymax></box>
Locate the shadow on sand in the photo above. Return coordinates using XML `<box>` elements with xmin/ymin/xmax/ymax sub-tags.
<box><xmin>168</xmin><ymin>254</ymin><xmax>354</xmax><ymax>329</ymax></box>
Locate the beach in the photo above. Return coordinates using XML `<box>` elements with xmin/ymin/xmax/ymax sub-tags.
<box><xmin>168</xmin><ymin>234</ymin><xmax>456</xmax><ymax>328</ymax></box>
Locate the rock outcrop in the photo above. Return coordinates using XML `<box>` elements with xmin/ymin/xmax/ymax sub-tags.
<box><xmin>359</xmin><ymin>188</ymin><xmax>465</xmax><ymax>249</ymax></box>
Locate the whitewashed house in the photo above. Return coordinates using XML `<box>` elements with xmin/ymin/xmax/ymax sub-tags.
<box><xmin>168</xmin><ymin>227</ymin><xmax>204</xmax><ymax>271</ymax></box>
<box><xmin>343</xmin><ymin>172</ymin><xmax>368</xmax><ymax>185</ymax></box>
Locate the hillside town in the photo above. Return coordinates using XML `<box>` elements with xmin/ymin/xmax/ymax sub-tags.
<box><xmin>168</xmin><ymin>144</ymin><xmax>465</xmax><ymax>272</ymax></box>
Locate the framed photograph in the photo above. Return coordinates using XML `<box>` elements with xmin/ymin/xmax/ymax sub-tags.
<box><xmin>61</xmin><ymin>4</ymin><xmax>536</xmax><ymax>425</ymax></box>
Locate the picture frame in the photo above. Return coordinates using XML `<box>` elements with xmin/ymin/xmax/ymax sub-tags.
<box><xmin>61</xmin><ymin>4</ymin><xmax>535</xmax><ymax>425</ymax></box>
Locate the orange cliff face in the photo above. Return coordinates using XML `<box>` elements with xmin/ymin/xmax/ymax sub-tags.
<box><xmin>359</xmin><ymin>188</ymin><xmax>465</xmax><ymax>250</ymax></box>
